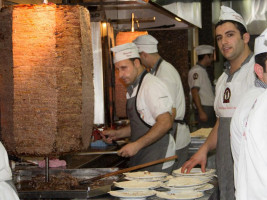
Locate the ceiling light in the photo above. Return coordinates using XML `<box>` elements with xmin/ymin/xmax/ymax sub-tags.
<box><xmin>175</xmin><ymin>17</ymin><xmax>181</xmax><ymax>22</ymax></box>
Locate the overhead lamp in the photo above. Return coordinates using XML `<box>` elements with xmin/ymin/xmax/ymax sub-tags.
<box><xmin>175</xmin><ymin>17</ymin><xmax>182</xmax><ymax>22</ymax></box>
<box><xmin>102</xmin><ymin>22</ymin><xmax>107</xmax><ymax>28</ymax></box>
<box><xmin>131</xmin><ymin>13</ymin><xmax>135</xmax><ymax>32</ymax></box>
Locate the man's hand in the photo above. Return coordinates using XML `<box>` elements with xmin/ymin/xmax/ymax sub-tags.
<box><xmin>181</xmin><ymin>146</ymin><xmax>208</xmax><ymax>173</ymax></box>
<box><xmin>100</xmin><ymin>129</ymin><xmax>118</xmax><ymax>144</ymax></box>
<box><xmin>117</xmin><ymin>142</ymin><xmax>141</xmax><ymax>157</ymax></box>
<box><xmin>199</xmin><ymin>110</ymin><xmax>208</xmax><ymax>122</ymax></box>
<box><xmin>101</xmin><ymin>125</ymin><xmax>131</xmax><ymax>144</ymax></box>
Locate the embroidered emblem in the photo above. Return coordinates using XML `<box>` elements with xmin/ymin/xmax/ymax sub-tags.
<box><xmin>223</xmin><ymin>87</ymin><xmax>231</xmax><ymax>103</ymax></box>
<box><xmin>193</xmin><ymin>73</ymin><xmax>198</xmax><ymax>80</ymax></box>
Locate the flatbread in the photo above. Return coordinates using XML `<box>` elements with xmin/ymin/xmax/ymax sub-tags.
<box><xmin>190</xmin><ymin>128</ymin><xmax>212</xmax><ymax>138</ymax></box>
<box><xmin>114</xmin><ymin>180</ymin><xmax>162</xmax><ymax>190</ymax></box>
<box><xmin>166</xmin><ymin>177</ymin><xmax>208</xmax><ymax>187</ymax></box>
<box><xmin>123</xmin><ymin>171</ymin><xmax>168</xmax><ymax>179</ymax></box>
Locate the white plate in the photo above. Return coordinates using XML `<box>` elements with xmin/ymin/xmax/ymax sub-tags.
<box><xmin>114</xmin><ymin>180</ymin><xmax>162</xmax><ymax>190</ymax></box>
<box><xmin>165</xmin><ymin>176</ymin><xmax>209</xmax><ymax>188</ymax></box>
<box><xmin>173</xmin><ymin>168</ymin><xmax>216</xmax><ymax>177</ymax></box>
<box><xmin>124</xmin><ymin>171</ymin><xmax>168</xmax><ymax>179</ymax></box>
<box><xmin>156</xmin><ymin>190</ymin><xmax>204</xmax><ymax>200</ymax></box>
<box><xmin>109</xmin><ymin>190</ymin><xmax>156</xmax><ymax>199</ymax></box>
<box><xmin>162</xmin><ymin>184</ymin><xmax>204</xmax><ymax>192</ymax></box>
<box><xmin>124</xmin><ymin>175</ymin><xmax>172</xmax><ymax>182</ymax></box>
<box><xmin>195</xmin><ymin>183</ymin><xmax>214</xmax><ymax>192</ymax></box>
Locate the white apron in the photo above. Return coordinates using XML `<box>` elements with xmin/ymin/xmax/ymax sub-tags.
<box><xmin>236</xmin><ymin>89</ymin><xmax>267</xmax><ymax>200</ymax></box>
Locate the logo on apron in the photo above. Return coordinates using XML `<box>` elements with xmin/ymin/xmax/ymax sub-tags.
<box><xmin>193</xmin><ymin>73</ymin><xmax>198</xmax><ymax>80</ymax></box>
<box><xmin>223</xmin><ymin>87</ymin><xmax>231</xmax><ymax>103</ymax></box>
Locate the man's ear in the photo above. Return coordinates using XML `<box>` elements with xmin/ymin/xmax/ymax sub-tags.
<box><xmin>133</xmin><ymin>58</ymin><xmax>141</xmax><ymax>67</ymax></box>
<box><xmin>254</xmin><ymin>63</ymin><xmax>264</xmax><ymax>80</ymax></box>
<box><xmin>243</xmin><ymin>32</ymin><xmax>250</xmax><ymax>44</ymax></box>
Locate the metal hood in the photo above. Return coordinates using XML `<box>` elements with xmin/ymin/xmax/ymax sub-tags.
<box><xmin>212</xmin><ymin>0</ymin><xmax>267</xmax><ymax>35</ymax></box>
<box><xmin>83</xmin><ymin>0</ymin><xmax>194</xmax><ymax>31</ymax></box>
<box><xmin>3</xmin><ymin>0</ymin><xmax>195</xmax><ymax>31</ymax></box>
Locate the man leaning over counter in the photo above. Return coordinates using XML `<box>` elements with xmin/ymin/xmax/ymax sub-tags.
<box><xmin>133</xmin><ymin>34</ymin><xmax>190</xmax><ymax>170</ymax></box>
<box><xmin>231</xmin><ymin>28</ymin><xmax>267</xmax><ymax>200</ymax></box>
<box><xmin>182</xmin><ymin>5</ymin><xmax>256</xmax><ymax>200</ymax></box>
<box><xmin>102</xmin><ymin>43</ymin><xmax>176</xmax><ymax>173</ymax></box>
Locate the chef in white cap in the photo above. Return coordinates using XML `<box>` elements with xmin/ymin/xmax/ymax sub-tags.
<box><xmin>182</xmin><ymin>5</ymin><xmax>256</xmax><ymax>200</ymax></box>
<box><xmin>102</xmin><ymin>43</ymin><xmax>176</xmax><ymax>173</ymax></box>
<box><xmin>133</xmin><ymin>34</ymin><xmax>190</xmax><ymax>170</ymax></box>
<box><xmin>188</xmin><ymin>45</ymin><xmax>216</xmax><ymax>128</ymax></box>
<box><xmin>0</xmin><ymin>142</ymin><xmax>20</xmax><ymax>200</ymax></box>
<box><xmin>231</xmin><ymin>28</ymin><xmax>267</xmax><ymax>200</ymax></box>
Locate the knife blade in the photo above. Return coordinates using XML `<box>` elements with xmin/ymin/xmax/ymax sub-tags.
<box><xmin>74</xmin><ymin>151</ymin><xmax>118</xmax><ymax>155</ymax></box>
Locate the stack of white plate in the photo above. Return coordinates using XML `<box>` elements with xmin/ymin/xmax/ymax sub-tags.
<box><xmin>110</xmin><ymin>180</ymin><xmax>161</xmax><ymax>200</ymax></box>
<box><xmin>169</xmin><ymin>168</ymin><xmax>216</xmax><ymax>193</ymax></box>
<box><xmin>172</xmin><ymin>168</ymin><xmax>216</xmax><ymax>178</ymax></box>
<box><xmin>123</xmin><ymin>171</ymin><xmax>169</xmax><ymax>182</ymax></box>
<box><xmin>114</xmin><ymin>180</ymin><xmax>162</xmax><ymax>191</ymax></box>
<box><xmin>162</xmin><ymin>176</ymin><xmax>209</xmax><ymax>191</ymax></box>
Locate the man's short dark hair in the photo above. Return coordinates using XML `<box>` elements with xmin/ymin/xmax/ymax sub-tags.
<box><xmin>215</xmin><ymin>20</ymin><xmax>247</xmax><ymax>38</ymax></box>
<box><xmin>198</xmin><ymin>54</ymin><xmax>212</xmax><ymax>61</ymax></box>
<box><xmin>255</xmin><ymin>52</ymin><xmax>267</xmax><ymax>72</ymax></box>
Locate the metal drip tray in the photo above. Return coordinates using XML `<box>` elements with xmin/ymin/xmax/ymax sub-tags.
<box><xmin>15</xmin><ymin>168</ymin><xmax>121</xmax><ymax>199</ymax></box>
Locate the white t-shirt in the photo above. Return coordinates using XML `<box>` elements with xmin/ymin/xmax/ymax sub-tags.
<box><xmin>214</xmin><ymin>55</ymin><xmax>256</xmax><ymax>118</ymax></box>
<box><xmin>0</xmin><ymin>142</ymin><xmax>20</xmax><ymax>200</ymax></box>
<box><xmin>234</xmin><ymin>89</ymin><xmax>267</xmax><ymax>200</ymax></box>
<box><xmin>126</xmin><ymin>73</ymin><xmax>173</xmax><ymax>126</ymax></box>
<box><xmin>188</xmin><ymin>64</ymin><xmax>215</xmax><ymax>106</ymax></box>
<box><xmin>126</xmin><ymin>73</ymin><xmax>175</xmax><ymax>169</ymax></box>
<box><xmin>154</xmin><ymin>60</ymin><xmax>190</xmax><ymax>149</ymax></box>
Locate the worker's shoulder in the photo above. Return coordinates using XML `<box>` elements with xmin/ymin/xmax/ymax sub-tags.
<box><xmin>143</xmin><ymin>73</ymin><xmax>164</xmax><ymax>86</ymax></box>
<box><xmin>160</xmin><ymin>60</ymin><xmax>178</xmax><ymax>72</ymax></box>
<box><xmin>188</xmin><ymin>65</ymin><xmax>204</xmax><ymax>75</ymax></box>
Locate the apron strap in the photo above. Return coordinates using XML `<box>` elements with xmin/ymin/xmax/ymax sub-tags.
<box><xmin>174</xmin><ymin>119</ymin><xmax>186</xmax><ymax>125</ymax></box>
<box><xmin>154</xmin><ymin>58</ymin><xmax>163</xmax><ymax>76</ymax></box>
<box><xmin>5</xmin><ymin>180</ymin><xmax>19</xmax><ymax>195</ymax></box>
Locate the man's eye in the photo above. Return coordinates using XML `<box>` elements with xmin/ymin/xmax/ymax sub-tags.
<box><xmin>216</xmin><ymin>37</ymin><xmax>222</xmax><ymax>41</ymax></box>
<box><xmin>227</xmin><ymin>33</ymin><xmax>234</xmax><ymax>37</ymax></box>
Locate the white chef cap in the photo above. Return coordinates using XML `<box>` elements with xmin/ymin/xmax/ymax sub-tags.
<box><xmin>219</xmin><ymin>5</ymin><xmax>247</xmax><ymax>30</ymax></box>
<box><xmin>133</xmin><ymin>35</ymin><xmax>158</xmax><ymax>53</ymax></box>
<box><xmin>111</xmin><ymin>43</ymin><xmax>140</xmax><ymax>63</ymax></box>
<box><xmin>195</xmin><ymin>45</ymin><xmax>215</xmax><ymax>55</ymax></box>
<box><xmin>254</xmin><ymin>28</ymin><xmax>267</xmax><ymax>56</ymax></box>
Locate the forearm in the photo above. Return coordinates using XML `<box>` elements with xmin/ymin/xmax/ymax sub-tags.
<box><xmin>115</xmin><ymin>124</ymin><xmax>131</xmax><ymax>139</ymax></box>
<box><xmin>134</xmin><ymin>112</ymin><xmax>173</xmax><ymax>150</ymax></box>
<box><xmin>191</xmin><ymin>88</ymin><xmax>204</xmax><ymax>112</ymax></box>
<box><xmin>199</xmin><ymin>118</ymin><xmax>219</xmax><ymax>152</ymax></box>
